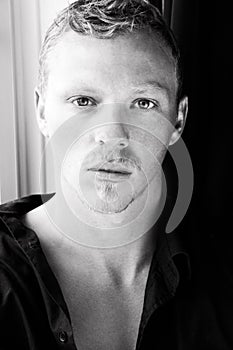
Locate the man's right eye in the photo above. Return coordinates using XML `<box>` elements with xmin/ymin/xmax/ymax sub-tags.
<box><xmin>70</xmin><ymin>96</ymin><xmax>96</xmax><ymax>107</ymax></box>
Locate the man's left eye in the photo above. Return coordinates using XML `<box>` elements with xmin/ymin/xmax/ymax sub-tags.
<box><xmin>134</xmin><ymin>99</ymin><xmax>158</xmax><ymax>110</ymax></box>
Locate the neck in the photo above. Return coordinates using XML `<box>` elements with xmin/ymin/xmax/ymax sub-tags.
<box><xmin>61</xmin><ymin>228</ymin><xmax>157</xmax><ymax>287</ymax></box>
<box><xmin>37</xmin><ymin>175</ymin><xmax>166</xmax><ymax>284</ymax></box>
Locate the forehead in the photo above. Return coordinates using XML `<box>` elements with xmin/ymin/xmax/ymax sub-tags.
<box><xmin>46</xmin><ymin>30</ymin><xmax>177</xmax><ymax>97</ymax></box>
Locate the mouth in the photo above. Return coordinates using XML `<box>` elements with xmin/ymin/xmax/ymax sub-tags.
<box><xmin>88</xmin><ymin>168</ymin><xmax>132</xmax><ymax>182</ymax></box>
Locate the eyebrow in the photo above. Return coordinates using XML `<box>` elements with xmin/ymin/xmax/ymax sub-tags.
<box><xmin>130</xmin><ymin>80</ymin><xmax>170</xmax><ymax>96</ymax></box>
<box><xmin>64</xmin><ymin>80</ymin><xmax>170</xmax><ymax>99</ymax></box>
<box><xmin>65</xmin><ymin>86</ymin><xmax>102</xmax><ymax>95</ymax></box>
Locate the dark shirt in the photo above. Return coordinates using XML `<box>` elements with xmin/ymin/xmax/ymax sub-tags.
<box><xmin>0</xmin><ymin>194</ymin><xmax>232</xmax><ymax>349</ymax></box>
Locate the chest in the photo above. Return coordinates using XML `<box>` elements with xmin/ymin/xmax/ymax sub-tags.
<box><xmin>58</xmin><ymin>272</ymin><xmax>145</xmax><ymax>350</ymax></box>
<box><xmin>36</xmin><ymin>231</ymin><xmax>150</xmax><ymax>350</ymax></box>
<box><xmin>23</xmin><ymin>211</ymin><xmax>150</xmax><ymax>349</ymax></box>
<box><xmin>42</xmin><ymin>247</ymin><xmax>148</xmax><ymax>350</ymax></box>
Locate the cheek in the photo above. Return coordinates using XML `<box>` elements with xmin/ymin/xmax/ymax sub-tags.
<box><xmin>132</xmin><ymin>128</ymin><xmax>169</xmax><ymax>160</ymax></box>
<box><xmin>143</xmin><ymin>140</ymin><xmax>167</xmax><ymax>178</ymax></box>
<box><xmin>44</xmin><ymin>106</ymin><xmax>66</xmax><ymax>136</ymax></box>
<box><xmin>64</xmin><ymin>140</ymin><xmax>92</xmax><ymax>169</ymax></box>
<box><xmin>44</xmin><ymin>93</ymin><xmax>74</xmax><ymax>135</ymax></box>
<box><xmin>129</xmin><ymin>129</ymin><xmax>167</xmax><ymax>186</ymax></box>
<box><xmin>62</xmin><ymin>149</ymin><xmax>85</xmax><ymax>190</ymax></box>
<box><xmin>130</xmin><ymin>113</ymin><xmax>174</xmax><ymax>147</ymax></box>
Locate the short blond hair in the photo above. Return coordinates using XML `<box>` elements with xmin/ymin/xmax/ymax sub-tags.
<box><xmin>38</xmin><ymin>0</ymin><xmax>182</xmax><ymax>100</ymax></box>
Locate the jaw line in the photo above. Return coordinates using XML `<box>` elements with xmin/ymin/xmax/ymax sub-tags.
<box><xmin>63</xmin><ymin>168</ymin><xmax>157</xmax><ymax>217</ymax></box>
<box><xmin>77</xmin><ymin>179</ymin><xmax>149</xmax><ymax>216</ymax></box>
<box><xmin>87</xmin><ymin>196</ymin><xmax>135</xmax><ymax>215</ymax></box>
<box><xmin>62</xmin><ymin>174</ymin><xmax>135</xmax><ymax>214</ymax></box>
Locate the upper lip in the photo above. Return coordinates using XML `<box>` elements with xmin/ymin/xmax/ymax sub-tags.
<box><xmin>88</xmin><ymin>164</ymin><xmax>132</xmax><ymax>174</ymax></box>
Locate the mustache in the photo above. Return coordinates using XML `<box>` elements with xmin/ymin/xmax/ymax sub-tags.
<box><xmin>90</xmin><ymin>157</ymin><xmax>141</xmax><ymax>172</ymax></box>
<box><xmin>84</xmin><ymin>151</ymin><xmax>142</xmax><ymax>172</ymax></box>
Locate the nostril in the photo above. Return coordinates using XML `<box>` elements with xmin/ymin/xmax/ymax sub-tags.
<box><xmin>119</xmin><ymin>139</ymin><xmax>129</xmax><ymax>148</ymax></box>
<box><xmin>95</xmin><ymin>135</ymin><xmax>129</xmax><ymax>147</ymax></box>
<box><xmin>98</xmin><ymin>140</ymin><xmax>105</xmax><ymax>145</ymax></box>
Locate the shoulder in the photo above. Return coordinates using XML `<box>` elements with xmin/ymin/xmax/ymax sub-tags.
<box><xmin>0</xmin><ymin>193</ymin><xmax>54</xmax><ymax>216</ymax></box>
<box><xmin>0</xmin><ymin>193</ymin><xmax>55</xmax><ymax>251</ymax></box>
<box><xmin>0</xmin><ymin>215</ymin><xmax>33</xmax><ymax>292</ymax></box>
<box><xmin>0</xmin><ymin>194</ymin><xmax>54</xmax><ymax>286</ymax></box>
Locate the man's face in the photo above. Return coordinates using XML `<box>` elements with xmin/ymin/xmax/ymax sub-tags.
<box><xmin>37</xmin><ymin>30</ymin><xmax>185</xmax><ymax>217</ymax></box>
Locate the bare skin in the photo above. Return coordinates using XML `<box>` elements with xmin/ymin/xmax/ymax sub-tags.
<box><xmin>23</xmin><ymin>204</ymin><xmax>155</xmax><ymax>350</ymax></box>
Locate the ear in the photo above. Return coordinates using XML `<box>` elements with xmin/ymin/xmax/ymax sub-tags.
<box><xmin>169</xmin><ymin>96</ymin><xmax>188</xmax><ymax>146</ymax></box>
<box><xmin>34</xmin><ymin>88</ymin><xmax>50</xmax><ymax>138</ymax></box>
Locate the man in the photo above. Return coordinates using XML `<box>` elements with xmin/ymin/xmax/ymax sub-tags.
<box><xmin>0</xmin><ymin>0</ymin><xmax>216</xmax><ymax>349</ymax></box>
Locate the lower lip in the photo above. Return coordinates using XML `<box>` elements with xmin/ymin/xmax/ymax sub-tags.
<box><xmin>92</xmin><ymin>171</ymin><xmax>131</xmax><ymax>182</ymax></box>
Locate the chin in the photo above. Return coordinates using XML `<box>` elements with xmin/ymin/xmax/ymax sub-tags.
<box><xmin>80</xmin><ymin>193</ymin><xmax>135</xmax><ymax>215</ymax></box>
<box><xmin>81</xmin><ymin>180</ymin><xmax>148</xmax><ymax>216</ymax></box>
<box><xmin>94</xmin><ymin>198</ymin><xmax>135</xmax><ymax>215</ymax></box>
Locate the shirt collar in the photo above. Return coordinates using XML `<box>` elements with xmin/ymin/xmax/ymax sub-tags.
<box><xmin>0</xmin><ymin>193</ymin><xmax>191</xmax><ymax>287</ymax></box>
<box><xmin>134</xmin><ymin>195</ymin><xmax>191</xmax><ymax>349</ymax></box>
<box><xmin>0</xmin><ymin>193</ymin><xmax>191</xmax><ymax>333</ymax></box>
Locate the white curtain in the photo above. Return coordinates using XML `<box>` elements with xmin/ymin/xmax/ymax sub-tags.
<box><xmin>0</xmin><ymin>0</ymin><xmax>73</xmax><ymax>203</ymax></box>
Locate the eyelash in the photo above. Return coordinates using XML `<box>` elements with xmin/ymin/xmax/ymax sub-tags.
<box><xmin>69</xmin><ymin>96</ymin><xmax>159</xmax><ymax>110</ymax></box>
<box><xmin>133</xmin><ymin>98</ymin><xmax>159</xmax><ymax>110</ymax></box>
<box><xmin>70</xmin><ymin>96</ymin><xmax>96</xmax><ymax>107</ymax></box>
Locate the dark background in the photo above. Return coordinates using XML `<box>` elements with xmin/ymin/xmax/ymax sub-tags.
<box><xmin>154</xmin><ymin>0</ymin><xmax>233</xmax><ymax>274</ymax></box>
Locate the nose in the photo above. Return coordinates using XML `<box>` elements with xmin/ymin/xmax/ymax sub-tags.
<box><xmin>95</xmin><ymin>124</ymin><xmax>129</xmax><ymax>149</ymax></box>
<box><xmin>94</xmin><ymin>104</ymin><xmax>130</xmax><ymax>148</ymax></box>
